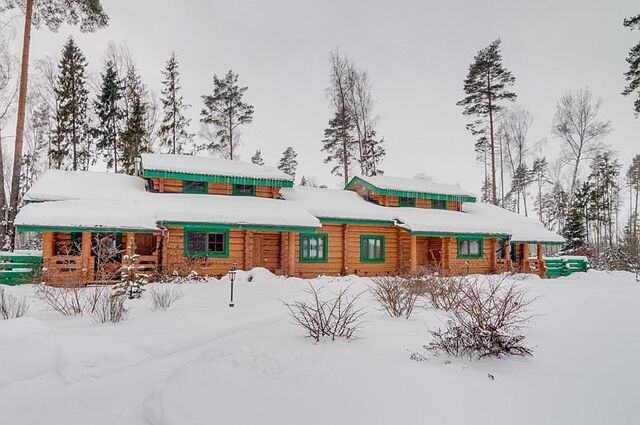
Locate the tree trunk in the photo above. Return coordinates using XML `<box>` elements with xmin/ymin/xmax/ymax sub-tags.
<box><xmin>0</xmin><ymin>126</ymin><xmax>7</xmax><ymax>245</ymax></box>
<box><xmin>8</xmin><ymin>0</ymin><xmax>34</xmax><ymax>251</ymax></box>
<box><xmin>486</xmin><ymin>71</ymin><xmax>497</xmax><ymax>205</ymax></box>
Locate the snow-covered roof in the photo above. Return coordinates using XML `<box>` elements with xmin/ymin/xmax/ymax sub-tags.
<box><xmin>141</xmin><ymin>153</ymin><xmax>292</xmax><ymax>182</ymax></box>
<box><xmin>17</xmin><ymin>193</ymin><xmax>320</xmax><ymax>231</ymax></box>
<box><xmin>281</xmin><ymin>186</ymin><xmax>395</xmax><ymax>222</ymax></box>
<box><xmin>17</xmin><ymin>170</ymin><xmax>562</xmax><ymax>244</ymax></box>
<box><xmin>462</xmin><ymin>203</ymin><xmax>565</xmax><ymax>244</ymax></box>
<box><xmin>348</xmin><ymin>175</ymin><xmax>477</xmax><ymax>200</ymax></box>
<box><xmin>24</xmin><ymin>170</ymin><xmax>147</xmax><ymax>202</ymax></box>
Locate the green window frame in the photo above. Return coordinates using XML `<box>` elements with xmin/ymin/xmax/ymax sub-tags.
<box><xmin>232</xmin><ymin>184</ymin><xmax>256</xmax><ymax>196</ymax></box>
<box><xmin>184</xmin><ymin>228</ymin><xmax>229</xmax><ymax>258</ymax></box>
<box><xmin>299</xmin><ymin>233</ymin><xmax>328</xmax><ymax>263</ymax></box>
<box><xmin>183</xmin><ymin>180</ymin><xmax>208</xmax><ymax>194</ymax></box>
<box><xmin>398</xmin><ymin>196</ymin><xmax>416</xmax><ymax>207</ymax></box>
<box><xmin>432</xmin><ymin>199</ymin><xmax>447</xmax><ymax>210</ymax></box>
<box><xmin>457</xmin><ymin>237</ymin><xmax>484</xmax><ymax>259</ymax></box>
<box><xmin>360</xmin><ymin>235</ymin><xmax>385</xmax><ymax>263</ymax></box>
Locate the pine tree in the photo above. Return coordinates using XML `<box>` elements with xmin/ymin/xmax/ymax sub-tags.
<box><xmin>622</xmin><ymin>14</ymin><xmax>640</xmax><ymax>116</ymax></box>
<box><xmin>121</xmin><ymin>66</ymin><xmax>149</xmax><ymax>175</ymax></box>
<box><xmin>200</xmin><ymin>70</ymin><xmax>254</xmax><ymax>159</ymax></box>
<box><xmin>94</xmin><ymin>60</ymin><xmax>124</xmax><ymax>172</ymax></box>
<box><xmin>251</xmin><ymin>149</ymin><xmax>264</xmax><ymax>166</ymax></box>
<box><xmin>457</xmin><ymin>39</ymin><xmax>516</xmax><ymax>205</ymax></box>
<box><xmin>322</xmin><ymin>111</ymin><xmax>356</xmax><ymax>183</ymax></box>
<box><xmin>53</xmin><ymin>37</ymin><xmax>91</xmax><ymax>171</ymax></box>
<box><xmin>278</xmin><ymin>146</ymin><xmax>298</xmax><ymax>179</ymax></box>
<box><xmin>563</xmin><ymin>197</ymin><xmax>587</xmax><ymax>252</ymax></box>
<box><xmin>626</xmin><ymin>154</ymin><xmax>640</xmax><ymax>238</ymax></box>
<box><xmin>586</xmin><ymin>152</ymin><xmax>621</xmax><ymax>247</ymax></box>
<box><xmin>158</xmin><ymin>52</ymin><xmax>192</xmax><ymax>154</ymax></box>
<box><xmin>531</xmin><ymin>157</ymin><xmax>550</xmax><ymax>223</ymax></box>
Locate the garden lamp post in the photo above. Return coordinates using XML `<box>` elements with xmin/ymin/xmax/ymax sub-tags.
<box><xmin>229</xmin><ymin>263</ymin><xmax>237</xmax><ymax>307</ymax></box>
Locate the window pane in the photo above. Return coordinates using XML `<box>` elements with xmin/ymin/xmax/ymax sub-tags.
<box><xmin>207</xmin><ymin>233</ymin><xmax>224</xmax><ymax>253</ymax></box>
<box><xmin>317</xmin><ymin>238</ymin><xmax>324</xmax><ymax>259</ymax></box>
<box><xmin>375</xmin><ymin>240</ymin><xmax>382</xmax><ymax>259</ymax></box>
<box><xmin>309</xmin><ymin>238</ymin><xmax>318</xmax><ymax>258</ymax></box>
<box><xmin>185</xmin><ymin>181</ymin><xmax>205</xmax><ymax>192</ymax></box>
<box><xmin>188</xmin><ymin>232</ymin><xmax>206</xmax><ymax>253</ymax></box>
<box><xmin>470</xmin><ymin>240</ymin><xmax>480</xmax><ymax>255</ymax></box>
<box><xmin>460</xmin><ymin>240</ymin><xmax>469</xmax><ymax>255</ymax></box>
<box><xmin>234</xmin><ymin>184</ymin><xmax>254</xmax><ymax>195</ymax></box>
<box><xmin>433</xmin><ymin>200</ymin><xmax>447</xmax><ymax>209</ymax></box>
<box><xmin>302</xmin><ymin>237</ymin><xmax>309</xmax><ymax>258</ymax></box>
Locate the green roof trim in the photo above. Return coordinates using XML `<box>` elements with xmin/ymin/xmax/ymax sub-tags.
<box><xmin>511</xmin><ymin>240</ymin><xmax>565</xmax><ymax>246</ymax></box>
<box><xmin>319</xmin><ymin>218</ymin><xmax>395</xmax><ymax>226</ymax></box>
<box><xmin>16</xmin><ymin>225</ymin><xmax>157</xmax><ymax>234</ymax></box>
<box><xmin>144</xmin><ymin>169</ymin><xmax>294</xmax><ymax>188</ymax></box>
<box><xmin>160</xmin><ymin>221</ymin><xmax>318</xmax><ymax>234</ymax></box>
<box><xmin>345</xmin><ymin>176</ymin><xmax>477</xmax><ymax>203</ymax></box>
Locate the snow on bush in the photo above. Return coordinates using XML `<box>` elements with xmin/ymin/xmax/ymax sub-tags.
<box><xmin>369</xmin><ymin>275</ymin><xmax>419</xmax><ymax>318</ymax></box>
<box><xmin>424</xmin><ymin>276</ymin><xmax>535</xmax><ymax>359</ymax></box>
<box><xmin>149</xmin><ymin>286</ymin><xmax>184</xmax><ymax>311</ymax></box>
<box><xmin>416</xmin><ymin>273</ymin><xmax>467</xmax><ymax>311</ymax></box>
<box><xmin>283</xmin><ymin>283</ymin><xmax>365</xmax><ymax>342</ymax></box>
<box><xmin>0</xmin><ymin>287</ymin><xmax>29</xmax><ymax>320</ymax></box>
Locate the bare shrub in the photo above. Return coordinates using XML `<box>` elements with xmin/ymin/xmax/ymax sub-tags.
<box><xmin>35</xmin><ymin>284</ymin><xmax>86</xmax><ymax>316</ymax></box>
<box><xmin>370</xmin><ymin>275</ymin><xmax>419</xmax><ymax>318</ymax></box>
<box><xmin>283</xmin><ymin>283</ymin><xmax>365</xmax><ymax>342</ymax></box>
<box><xmin>90</xmin><ymin>289</ymin><xmax>127</xmax><ymax>324</ymax></box>
<box><xmin>415</xmin><ymin>273</ymin><xmax>467</xmax><ymax>311</ymax></box>
<box><xmin>149</xmin><ymin>286</ymin><xmax>184</xmax><ymax>311</ymax></box>
<box><xmin>0</xmin><ymin>288</ymin><xmax>29</xmax><ymax>319</ymax></box>
<box><xmin>426</xmin><ymin>276</ymin><xmax>535</xmax><ymax>359</ymax></box>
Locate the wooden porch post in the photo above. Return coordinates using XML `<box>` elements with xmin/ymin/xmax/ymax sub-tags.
<box><xmin>41</xmin><ymin>232</ymin><xmax>54</xmax><ymax>283</ymax></box>
<box><xmin>244</xmin><ymin>230</ymin><xmax>253</xmax><ymax>270</ymax></box>
<box><xmin>522</xmin><ymin>244</ymin><xmax>531</xmax><ymax>272</ymax></box>
<box><xmin>442</xmin><ymin>237</ymin><xmax>450</xmax><ymax>275</ymax></box>
<box><xmin>409</xmin><ymin>235</ymin><xmax>417</xmax><ymax>273</ymax></box>
<box><xmin>504</xmin><ymin>240</ymin><xmax>513</xmax><ymax>271</ymax></box>
<box><xmin>342</xmin><ymin>224</ymin><xmax>349</xmax><ymax>275</ymax></box>
<box><xmin>81</xmin><ymin>232</ymin><xmax>93</xmax><ymax>282</ymax></box>
<box><xmin>537</xmin><ymin>244</ymin><xmax>546</xmax><ymax>277</ymax></box>
<box><xmin>288</xmin><ymin>232</ymin><xmax>296</xmax><ymax>276</ymax></box>
<box><xmin>126</xmin><ymin>233</ymin><xmax>136</xmax><ymax>256</ymax></box>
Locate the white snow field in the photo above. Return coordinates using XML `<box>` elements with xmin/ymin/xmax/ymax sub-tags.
<box><xmin>1</xmin><ymin>269</ymin><xmax>638</xmax><ymax>425</ymax></box>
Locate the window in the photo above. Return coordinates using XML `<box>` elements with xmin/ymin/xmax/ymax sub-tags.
<box><xmin>399</xmin><ymin>197</ymin><xmax>416</xmax><ymax>207</ymax></box>
<box><xmin>432</xmin><ymin>199</ymin><xmax>447</xmax><ymax>210</ymax></box>
<box><xmin>185</xmin><ymin>229</ymin><xmax>229</xmax><ymax>257</ymax></box>
<box><xmin>457</xmin><ymin>238</ymin><xmax>483</xmax><ymax>259</ymax></box>
<box><xmin>360</xmin><ymin>235</ymin><xmax>385</xmax><ymax>262</ymax></box>
<box><xmin>233</xmin><ymin>184</ymin><xmax>255</xmax><ymax>196</ymax></box>
<box><xmin>299</xmin><ymin>234</ymin><xmax>328</xmax><ymax>263</ymax></box>
<box><xmin>183</xmin><ymin>180</ymin><xmax>207</xmax><ymax>193</ymax></box>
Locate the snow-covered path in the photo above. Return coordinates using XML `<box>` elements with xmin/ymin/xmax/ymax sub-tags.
<box><xmin>1</xmin><ymin>270</ymin><xmax>638</xmax><ymax>425</ymax></box>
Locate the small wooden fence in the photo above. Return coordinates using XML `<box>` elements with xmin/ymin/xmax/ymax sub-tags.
<box><xmin>544</xmin><ymin>257</ymin><xmax>589</xmax><ymax>278</ymax></box>
<box><xmin>0</xmin><ymin>252</ymin><xmax>43</xmax><ymax>285</ymax></box>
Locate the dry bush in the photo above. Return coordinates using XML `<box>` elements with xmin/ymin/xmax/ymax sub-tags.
<box><xmin>370</xmin><ymin>275</ymin><xmax>419</xmax><ymax>318</ymax></box>
<box><xmin>35</xmin><ymin>284</ymin><xmax>86</xmax><ymax>316</ymax></box>
<box><xmin>414</xmin><ymin>273</ymin><xmax>468</xmax><ymax>311</ymax></box>
<box><xmin>149</xmin><ymin>286</ymin><xmax>184</xmax><ymax>311</ymax></box>
<box><xmin>0</xmin><ymin>288</ymin><xmax>29</xmax><ymax>319</ymax></box>
<box><xmin>283</xmin><ymin>283</ymin><xmax>365</xmax><ymax>342</ymax></box>
<box><xmin>161</xmin><ymin>258</ymin><xmax>210</xmax><ymax>283</ymax></box>
<box><xmin>90</xmin><ymin>290</ymin><xmax>127</xmax><ymax>324</ymax></box>
<box><xmin>426</xmin><ymin>276</ymin><xmax>535</xmax><ymax>359</ymax></box>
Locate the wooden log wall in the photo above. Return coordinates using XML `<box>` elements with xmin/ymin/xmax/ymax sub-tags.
<box><xmin>150</xmin><ymin>178</ymin><xmax>280</xmax><ymax>198</ymax></box>
<box><xmin>445</xmin><ymin>237</ymin><xmax>498</xmax><ymax>275</ymax></box>
<box><xmin>293</xmin><ymin>224</ymin><xmax>345</xmax><ymax>278</ymax></box>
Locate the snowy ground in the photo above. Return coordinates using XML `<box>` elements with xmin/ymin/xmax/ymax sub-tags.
<box><xmin>1</xmin><ymin>269</ymin><xmax>638</xmax><ymax>425</ymax></box>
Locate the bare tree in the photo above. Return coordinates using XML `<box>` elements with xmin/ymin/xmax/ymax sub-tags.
<box><xmin>552</xmin><ymin>88</ymin><xmax>611</xmax><ymax>194</ymax></box>
<box><xmin>500</xmin><ymin>106</ymin><xmax>534</xmax><ymax>214</ymax></box>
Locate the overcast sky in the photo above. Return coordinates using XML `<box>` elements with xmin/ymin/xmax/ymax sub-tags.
<box><xmin>11</xmin><ymin>0</ymin><xmax>640</xmax><ymax>193</ymax></box>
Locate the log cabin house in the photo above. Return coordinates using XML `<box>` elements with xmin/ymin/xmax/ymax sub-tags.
<box><xmin>15</xmin><ymin>154</ymin><xmax>563</xmax><ymax>285</ymax></box>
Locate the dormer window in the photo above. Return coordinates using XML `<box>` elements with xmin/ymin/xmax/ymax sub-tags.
<box><xmin>233</xmin><ymin>184</ymin><xmax>255</xmax><ymax>196</ymax></box>
<box><xmin>183</xmin><ymin>181</ymin><xmax>207</xmax><ymax>194</ymax></box>
<box><xmin>432</xmin><ymin>199</ymin><xmax>447</xmax><ymax>210</ymax></box>
<box><xmin>399</xmin><ymin>197</ymin><xmax>415</xmax><ymax>207</ymax></box>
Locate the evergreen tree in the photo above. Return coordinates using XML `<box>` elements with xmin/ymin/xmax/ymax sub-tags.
<box><xmin>158</xmin><ymin>51</ymin><xmax>192</xmax><ymax>154</ymax></box>
<box><xmin>563</xmin><ymin>197</ymin><xmax>587</xmax><ymax>252</ymax></box>
<box><xmin>540</xmin><ymin>183</ymin><xmax>568</xmax><ymax>231</ymax></box>
<box><xmin>322</xmin><ymin>111</ymin><xmax>356</xmax><ymax>183</ymax></box>
<box><xmin>622</xmin><ymin>14</ymin><xmax>640</xmax><ymax>116</ymax></box>
<box><xmin>94</xmin><ymin>60</ymin><xmax>123</xmax><ymax>172</ymax></box>
<box><xmin>251</xmin><ymin>149</ymin><xmax>264</xmax><ymax>166</ymax></box>
<box><xmin>457</xmin><ymin>39</ymin><xmax>516</xmax><ymax>205</ymax></box>
<box><xmin>121</xmin><ymin>66</ymin><xmax>149</xmax><ymax>175</ymax></box>
<box><xmin>626</xmin><ymin>154</ymin><xmax>640</xmax><ymax>237</ymax></box>
<box><xmin>53</xmin><ymin>37</ymin><xmax>91</xmax><ymax>170</ymax></box>
<box><xmin>278</xmin><ymin>146</ymin><xmax>298</xmax><ymax>179</ymax></box>
<box><xmin>531</xmin><ymin>157</ymin><xmax>550</xmax><ymax>223</ymax></box>
<box><xmin>200</xmin><ymin>70</ymin><xmax>253</xmax><ymax>159</ymax></box>
<box><xmin>586</xmin><ymin>152</ymin><xmax>621</xmax><ymax>247</ymax></box>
